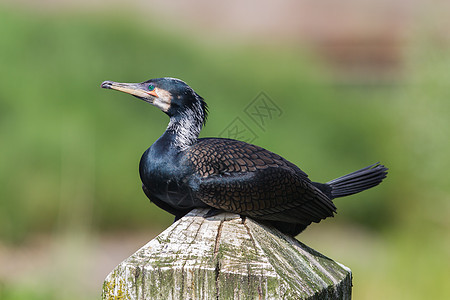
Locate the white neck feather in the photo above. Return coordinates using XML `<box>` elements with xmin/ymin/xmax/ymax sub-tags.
<box><xmin>166</xmin><ymin>101</ymin><xmax>204</xmax><ymax>150</ymax></box>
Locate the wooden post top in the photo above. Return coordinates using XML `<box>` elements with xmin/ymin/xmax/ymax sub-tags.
<box><xmin>102</xmin><ymin>208</ymin><xmax>352</xmax><ymax>299</ymax></box>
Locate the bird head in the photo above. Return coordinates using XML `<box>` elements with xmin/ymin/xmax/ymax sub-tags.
<box><xmin>101</xmin><ymin>77</ymin><xmax>208</xmax><ymax>123</ymax></box>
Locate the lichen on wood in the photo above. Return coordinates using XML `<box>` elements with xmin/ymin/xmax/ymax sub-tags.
<box><xmin>102</xmin><ymin>208</ymin><xmax>352</xmax><ymax>299</ymax></box>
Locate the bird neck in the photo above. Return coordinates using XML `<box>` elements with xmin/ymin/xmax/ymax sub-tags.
<box><xmin>165</xmin><ymin>104</ymin><xmax>205</xmax><ymax>150</ymax></box>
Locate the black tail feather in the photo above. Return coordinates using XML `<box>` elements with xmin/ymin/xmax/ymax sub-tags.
<box><xmin>326</xmin><ymin>163</ymin><xmax>388</xmax><ymax>198</ymax></box>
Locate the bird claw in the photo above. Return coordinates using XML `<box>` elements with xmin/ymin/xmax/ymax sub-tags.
<box><xmin>240</xmin><ymin>215</ymin><xmax>247</xmax><ymax>224</ymax></box>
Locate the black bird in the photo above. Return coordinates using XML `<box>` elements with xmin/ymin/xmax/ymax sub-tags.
<box><xmin>101</xmin><ymin>77</ymin><xmax>388</xmax><ymax>236</ymax></box>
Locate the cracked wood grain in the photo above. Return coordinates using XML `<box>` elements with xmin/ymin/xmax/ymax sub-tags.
<box><xmin>102</xmin><ymin>208</ymin><xmax>352</xmax><ymax>299</ymax></box>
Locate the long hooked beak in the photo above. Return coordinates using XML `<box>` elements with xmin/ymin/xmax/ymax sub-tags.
<box><xmin>101</xmin><ymin>81</ymin><xmax>157</xmax><ymax>99</ymax></box>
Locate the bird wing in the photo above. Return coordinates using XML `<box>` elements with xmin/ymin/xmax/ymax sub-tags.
<box><xmin>184</xmin><ymin>138</ymin><xmax>336</xmax><ymax>225</ymax></box>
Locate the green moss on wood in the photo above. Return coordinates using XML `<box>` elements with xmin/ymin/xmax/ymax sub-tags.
<box><xmin>102</xmin><ymin>209</ymin><xmax>352</xmax><ymax>299</ymax></box>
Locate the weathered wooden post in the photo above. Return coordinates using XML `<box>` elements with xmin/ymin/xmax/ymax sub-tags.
<box><xmin>102</xmin><ymin>208</ymin><xmax>352</xmax><ymax>299</ymax></box>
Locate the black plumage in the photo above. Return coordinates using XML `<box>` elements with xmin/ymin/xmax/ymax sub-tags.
<box><xmin>101</xmin><ymin>77</ymin><xmax>388</xmax><ymax>236</ymax></box>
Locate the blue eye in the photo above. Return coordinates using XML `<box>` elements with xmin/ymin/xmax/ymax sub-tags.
<box><xmin>148</xmin><ymin>85</ymin><xmax>155</xmax><ymax>91</ymax></box>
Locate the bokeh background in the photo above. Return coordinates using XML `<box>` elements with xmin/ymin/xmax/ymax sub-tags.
<box><xmin>1</xmin><ymin>0</ymin><xmax>449</xmax><ymax>299</ymax></box>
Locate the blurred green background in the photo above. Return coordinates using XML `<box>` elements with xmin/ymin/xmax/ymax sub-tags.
<box><xmin>1</xmin><ymin>1</ymin><xmax>449</xmax><ymax>299</ymax></box>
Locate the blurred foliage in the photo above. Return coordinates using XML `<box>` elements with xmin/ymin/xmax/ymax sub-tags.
<box><xmin>0</xmin><ymin>7</ymin><xmax>390</xmax><ymax>242</ymax></box>
<box><xmin>0</xmin><ymin>4</ymin><xmax>449</xmax><ymax>300</ymax></box>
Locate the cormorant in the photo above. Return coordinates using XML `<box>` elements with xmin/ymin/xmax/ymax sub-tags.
<box><xmin>101</xmin><ymin>77</ymin><xmax>388</xmax><ymax>236</ymax></box>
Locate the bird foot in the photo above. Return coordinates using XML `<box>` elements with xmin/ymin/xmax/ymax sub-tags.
<box><xmin>204</xmin><ymin>208</ymin><xmax>223</xmax><ymax>218</ymax></box>
<box><xmin>239</xmin><ymin>215</ymin><xmax>247</xmax><ymax>224</ymax></box>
